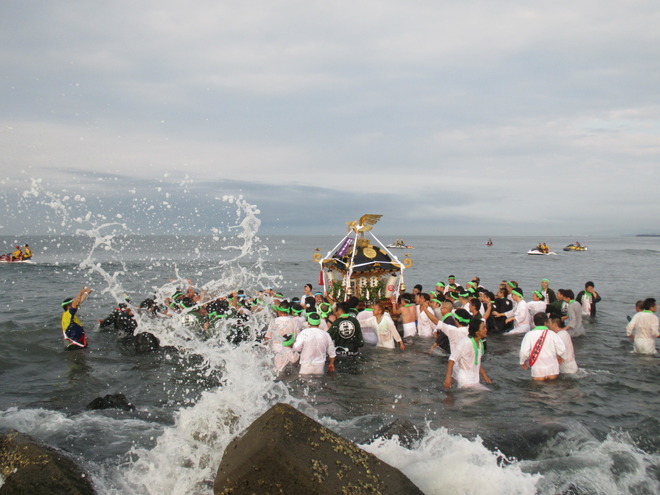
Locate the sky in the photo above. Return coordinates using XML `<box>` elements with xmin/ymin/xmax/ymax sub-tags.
<box><xmin>1</xmin><ymin>1</ymin><xmax>659</xmax><ymax>236</ymax></box>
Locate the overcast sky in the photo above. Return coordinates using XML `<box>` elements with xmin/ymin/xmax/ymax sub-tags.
<box><xmin>1</xmin><ymin>1</ymin><xmax>658</xmax><ymax>236</ymax></box>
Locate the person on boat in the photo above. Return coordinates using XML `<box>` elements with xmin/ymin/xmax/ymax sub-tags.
<box><xmin>366</xmin><ymin>302</ymin><xmax>405</xmax><ymax>350</ymax></box>
<box><xmin>626</xmin><ymin>298</ymin><xmax>658</xmax><ymax>355</ymax></box>
<box><xmin>576</xmin><ymin>281</ymin><xmax>601</xmax><ymax>317</ymax></box>
<box><xmin>292</xmin><ymin>313</ymin><xmax>336</xmax><ymax>375</ymax></box>
<box><xmin>328</xmin><ymin>302</ymin><xmax>364</xmax><ymax>355</ymax></box>
<box><xmin>557</xmin><ymin>289</ymin><xmax>584</xmax><ymax>337</ymax></box>
<box><xmin>548</xmin><ymin>317</ymin><xmax>578</xmax><ymax>374</ymax></box>
<box><xmin>11</xmin><ymin>246</ymin><xmax>23</xmax><ymax>261</ymax></box>
<box><xmin>23</xmin><ymin>244</ymin><xmax>32</xmax><ymax>260</ymax></box>
<box><xmin>443</xmin><ymin>318</ymin><xmax>491</xmax><ymax>390</ymax></box>
<box><xmin>61</xmin><ymin>286</ymin><xmax>92</xmax><ymax>349</ymax></box>
<box><xmin>540</xmin><ymin>278</ymin><xmax>557</xmax><ymax>304</ymax></box>
<box><xmin>575</xmin><ymin>241</ymin><xmax>581</xmax><ymax>247</ymax></box>
<box><xmin>502</xmin><ymin>288</ymin><xmax>531</xmax><ymax>335</ymax></box>
<box><xmin>520</xmin><ymin>313</ymin><xmax>566</xmax><ymax>381</ymax></box>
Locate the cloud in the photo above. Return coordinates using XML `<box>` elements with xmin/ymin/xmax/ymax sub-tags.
<box><xmin>0</xmin><ymin>1</ymin><xmax>658</xmax><ymax>236</ymax></box>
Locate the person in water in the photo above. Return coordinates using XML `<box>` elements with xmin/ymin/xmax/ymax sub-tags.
<box><xmin>99</xmin><ymin>300</ymin><xmax>138</xmax><ymax>338</ymax></box>
<box><xmin>328</xmin><ymin>302</ymin><xmax>364</xmax><ymax>355</ymax></box>
<box><xmin>520</xmin><ymin>313</ymin><xmax>567</xmax><ymax>381</ymax></box>
<box><xmin>61</xmin><ymin>286</ymin><xmax>92</xmax><ymax>349</ymax></box>
<box><xmin>548</xmin><ymin>316</ymin><xmax>578</xmax><ymax>374</ymax></box>
<box><xmin>626</xmin><ymin>298</ymin><xmax>658</xmax><ymax>355</ymax></box>
<box><xmin>576</xmin><ymin>281</ymin><xmax>601</xmax><ymax>317</ymax></box>
<box><xmin>443</xmin><ymin>317</ymin><xmax>491</xmax><ymax>390</ymax></box>
<box><xmin>292</xmin><ymin>312</ymin><xmax>336</xmax><ymax>375</ymax></box>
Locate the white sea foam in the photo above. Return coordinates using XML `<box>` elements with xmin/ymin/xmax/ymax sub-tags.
<box><xmin>361</xmin><ymin>428</ymin><xmax>540</xmax><ymax>495</ymax></box>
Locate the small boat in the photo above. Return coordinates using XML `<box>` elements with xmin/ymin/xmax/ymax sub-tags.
<box><xmin>486</xmin><ymin>238</ymin><xmax>493</xmax><ymax>246</ymax></box>
<box><xmin>527</xmin><ymin>248</ymin><xmax>557</xmax><ymax>256</ymax></box>
<box><xmin>386</xmin><ymin>239</ymin><xmax>414</xmax><ymax>249</ymax></box>
<box><xmin>563</xmin><ymin>244</ymin><xmax>588</xmax><ymax>252</ymax></box>
<box><xmin>0</xmin><ymin>255</ymin><xmax>33</xmax><ymax>263</ymax></box>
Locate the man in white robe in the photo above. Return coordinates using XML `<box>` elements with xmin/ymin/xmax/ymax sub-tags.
<box><xmin>520</xmin><ymin>313</ymin><xmax>567</xmax><ymax>381</ymax></box>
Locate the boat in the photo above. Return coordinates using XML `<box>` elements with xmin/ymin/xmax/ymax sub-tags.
<box><xmin>386</xmin><ymin>239</ymin><xmax>414</xmax><ymax>249</ymax></box>
<box><xmin>313</xmin><ymin>214</ymin><xmax>412</xmax><ymax>302</ymax></box>
<box><xmin>0</xmin><ymin>254</ymin><xmax>33</xmax><ymax>263</ymax></box>
<box><xmin>563</xmin><ymin>244</ymin><xmax>588</xmax><ymax>252</ymax></box>
<box><xmin>486</xmin><ymin>238</ymin><xmax>493</xmax><ymax>246</ymax></box>
<box><xmin>527</xmin><ymin>249</ymin><xmax>557</xmax><ymax>256</ymax></box>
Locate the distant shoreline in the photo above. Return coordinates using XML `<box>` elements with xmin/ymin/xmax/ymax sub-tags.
<box><xmin>636</xmin><ymin>234</ymin><xmax>660</xmax><ymax>237</ymax></box>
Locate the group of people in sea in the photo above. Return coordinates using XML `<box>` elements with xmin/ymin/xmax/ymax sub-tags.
<box><xmin>1</xmin><ymin>244</ymin><xmax>32</xmax><ymax>261</ymax></box>
<box><xmin>60</xmin><ymin>276</ymin><xmax>657</xmax><ymax>390</ymax></box>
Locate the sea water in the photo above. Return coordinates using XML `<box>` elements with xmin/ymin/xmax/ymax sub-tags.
<box><xmin>0</xmin><ymin>185</ymin><xmax>658</xmax><ymax>494</ymax></box>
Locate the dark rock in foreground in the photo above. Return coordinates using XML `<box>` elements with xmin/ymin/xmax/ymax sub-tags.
<box><xmin>214</xmin><ymin>402</ymin><xmax>423</xmax><ymax>495</ymax></box>
<box><xmin>0</xmin><ymin>430</ymin><xmax>96</xmax><ymax>495</ymax></box>
<box><xmin>86</xmin><ymin>393</ymin><xmax>135</xmax><ymax>411</ymax></box>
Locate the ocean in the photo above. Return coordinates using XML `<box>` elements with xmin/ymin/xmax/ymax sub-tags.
<box><xmin>0</xmin><ymin>199</ymin><xmax>658</xmax><ymax>494</ymax></box>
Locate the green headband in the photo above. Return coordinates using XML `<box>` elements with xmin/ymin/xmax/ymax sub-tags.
<box><xmin>291</xmin><ymin>308</ymin><xmax>304</xmax><ymax>315</ymax></box>
<box><xmin>61</xmin><ymin>299</ymin><xmax>74</xmax><ymax>307</ymax></box>
<box><xmin>507</xmin><ymin>281</ymin><xmax>516</xmax><ymax>288</ymax></box>
<box><xmin>431</xmin><ymin>298</ymin><xmax>442</xmax><ymax>305</ymax></box>
<box><xmin>436</xmin><ymin>282</ymin><xmax>445</xmax><ymax>287</ymax></box>
<box><xmin>512</xmin><ymin>289</ymin><xmax>523</xmax><ymax>298</ymax></box>
<box><xmin>307</xmin><ymin>315</ymin><xmax>321</xmax><ymax>326</ymax></box>
<box><xmin>533</xmin><ymin>291</ymin><xmax>543</xmax><ymax>299</ymax></box>
<box><xmin>454</xmin><ymin>314</ymin><xmax>471</xmax><ymax>324</ymax></box>
<box><xmin>282</xmin><ymin>333</ymin><xmax>295</xmax><ymax>347</ymax></box>
<box><xmin>542</xmin><ymin>278</ymin><xmax>549</xmax><ymax>283</ymax></box>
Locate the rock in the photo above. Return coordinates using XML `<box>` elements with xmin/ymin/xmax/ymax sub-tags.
<box><xmin>481</xmin><ymin>423</ymin><xmax>568</xmax><ymax>460</ymax></box>
<box><xmin>214</xmin><ymin>403</ymin><xmax>423</xmax><ymax>495</ymax></box>
<box><xmin>86</xmin><ymin>393</ymin><xmax>135</xmax><ymax>411</ymax></box>
<box><xmin>369</xmin><ymin>418</ymin><xmax>423</xmax><ymax>449</ymax></box>
<box><xmin>134</xmin><ymin>332</ymin><xmax>160</xmax><ymax>353</ymax></box>
<box><xmin>0</xmin><ymin>430</ymin><xmax>96</xmax><ymax>495</ymax></box>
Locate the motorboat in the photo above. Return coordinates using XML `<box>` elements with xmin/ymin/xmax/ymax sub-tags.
<box><xmin>563</xmin><ymin>244</ymin><xmax>588</xmax><ymax>252</ymax></box>
<box><xmin>386</xmin><ymin>239</ymin><xmax>414</xmax><ymax>249</ymax></box>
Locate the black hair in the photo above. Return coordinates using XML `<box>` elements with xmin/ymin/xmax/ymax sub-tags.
<box><xmin>420</xmin><ymin>293</ymin><xmax>431</xmax><ymax>302</ymax></box>
<box><xmin>304</xmin><ymin>283</ymin><xmax>313</xmax><ymax>290</ymax></box>
<box><xmin>642</xmin><ymin>298</ymin><xmax>656</xmax><ymax>311</ymax></box>
<box><xmin>467</xmin><ymin>318</ymin><xmax>484</xmax><ymax>338</ymax></box>
<box><xmin>585</xmin><ymin>281</ymin><xmax>595</xmax><ymax>288</ymax></box>
<box><xmin>454</xmin><ymin>308</ymin><xmax>472</xmax><ymax>326</ymax></box>
<box><xmin>533</xmin><ymin>312</ymin><xmax>549</xmax><ymax>326</ymax></box>
<box><xmin>337</xmin><ymin>301</ymin><xmax>351</xmax><ymax>314</ymax></box>
<box><xmin>414</xmin><ymin>284</ymin><xmax>423</xmax><ymax>291</ymax></box>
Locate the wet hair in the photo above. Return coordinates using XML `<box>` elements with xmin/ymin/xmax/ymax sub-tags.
<box><xmin>635</xmin><ymin>300</ymin><xmax>644</xmax><ymax>311</ymax></box>
<box><xmin>414</xmin><ymin>284</ymin><xmax>423</xmax><ymax>292</ymax></box>
<box><xmin>304</xmin><ymin>283</ymin><xmax>313</xmax><ymax>291</ymax></box>
<box><xmin>453</xmin><ymin>308</ymin><xmax>472</xmax><ymax>326</ymax></box>
<box><xmin>549</xmin><ymin>316</ymin><xmax>564</xmax><ymax>329</ymax></box>
<box><xmin>467</xmin><ymin>318</ymin><xmax>484</xmax><ymax>338</ymax></box>
<box><xmin>642</xmin><ymin>298</ymin><xmax>656</xmax><ymax>311</ymax></box>
<box><xmin>558</xmin><ymin>289</ymin><xmax>575</xmax><ymax>300</ymax></box>
<box><xmin>61</xmin><ymin>297</ymin><xmax>74</xmax><ymax>308</ymax></box>
<box><xmin>420</xmin><ymin>293</ymin><xmax>431</xmax><ymax>302</ymax></box>
<box><xmin>585</xmin><ymin>281</ymin><xmax>595</xmax><ymax>288</ymax></box>
<box><xmin>337</xmin><ymin>301</ymin><xmax>351</xmax><ymax>314</ymax></box>
<box><xmin>277</xmin><ymin>300</ymin><xmax>291</xmax><ymax>314</ymax></box>
<box><xmin>533</xmin><ymin>312</ymin><xmax>549</xmax><ymax>327</ymax></box>
<box><xmin>401</xmin><ymin>293</ymin><xmax>413</xmax><ymax>304</ymax></box>
<box><xmin>483</xmin><ymin>290</ymin><xmax>495</xmax><ymax>301</ymax></box>
<box><xmin>347</xmin><ymin>295</ymin><xmax>361</xmax><ymax>308</ymax></box>
<box><xmin>469</xmin><ymin>298</ymin><xmax>481</xmax><ymax>313</ymax></box>
<box><xmin>291</xmin><ymin>303</ymin><xmax>304</xmax><ymax>315</ymax></box>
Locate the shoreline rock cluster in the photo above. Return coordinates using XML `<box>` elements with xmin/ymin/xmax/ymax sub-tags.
<box><xmin>1</xmin><ymin>403</ymin><xmax>423</xmax><ymax>495</ymax></box>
